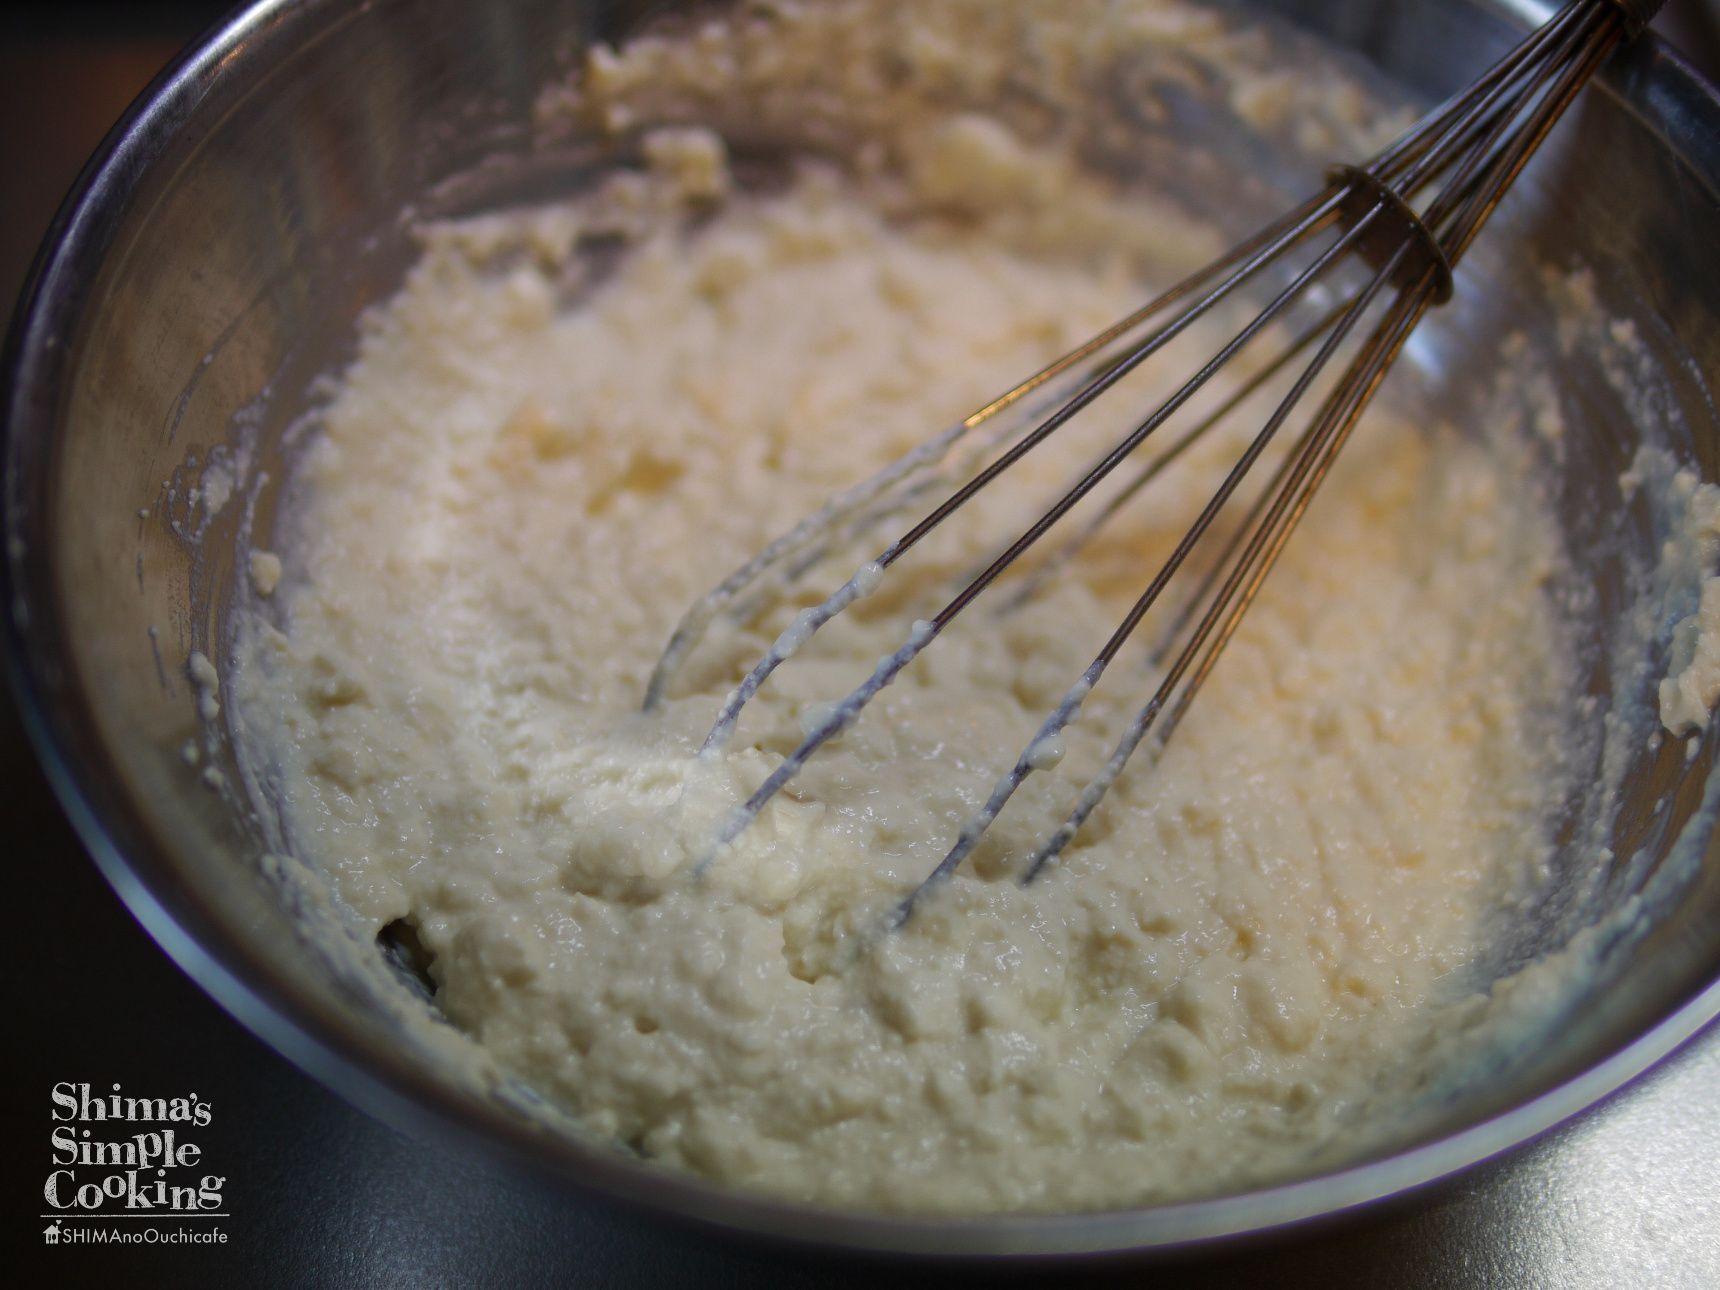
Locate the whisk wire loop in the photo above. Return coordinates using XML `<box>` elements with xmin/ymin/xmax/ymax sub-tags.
<box><xmin>658</xmin><ymin>0</ymin><xmax>1663</xmax><ymax>911</ymax></box>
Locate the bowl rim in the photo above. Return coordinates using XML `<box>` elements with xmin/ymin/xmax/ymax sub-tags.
<box><xmin>5</xmin><ymin>0</ymin><xmax>1720</xmax><ymax>1259</ymax></box>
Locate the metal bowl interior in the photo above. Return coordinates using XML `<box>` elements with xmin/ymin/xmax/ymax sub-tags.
<box><xmin>5</xmin><ymin>0</ymin><xmax>1720</xmax><ymax>1257</ymax></box>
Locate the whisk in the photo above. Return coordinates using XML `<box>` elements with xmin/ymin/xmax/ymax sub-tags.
<box><xmin>642</xmin><ymin>0</ymin><xmax>1664</xmax><ymax>923</ymax></box>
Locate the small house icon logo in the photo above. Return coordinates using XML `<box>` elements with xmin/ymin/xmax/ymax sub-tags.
<box><xmin>43</xmin><ymin>1220</ymin><xmax>62</xmax><ymax>1245</ymax></box>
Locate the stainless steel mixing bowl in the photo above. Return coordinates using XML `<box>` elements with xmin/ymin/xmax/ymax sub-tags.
<box><xmin>5</xmin><ymin>0</ymin><xmax>1720</xmax><ymax>1257</ymax></box>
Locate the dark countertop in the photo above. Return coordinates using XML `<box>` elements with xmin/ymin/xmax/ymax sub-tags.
<box><xmin>4</xmin><ymin>7</ymin><xmax>1719</xmax><ymax>1286</ymax></box>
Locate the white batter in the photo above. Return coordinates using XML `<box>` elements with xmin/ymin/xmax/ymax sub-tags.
<box><xmin>232</xmin><ymin>0</ymin><xmax>1583</xmax><ymax>1214</ymax></box>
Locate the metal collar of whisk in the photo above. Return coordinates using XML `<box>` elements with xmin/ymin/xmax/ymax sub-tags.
<box><xmin>645</xmin><ymin>0</ymin><xmax>1664</xmax><ymax>926</ymax></box>
<box><xmin>1328</xmin><ymin>166</ymin><xmax>1454</xmax><ymax>305</ymax></box>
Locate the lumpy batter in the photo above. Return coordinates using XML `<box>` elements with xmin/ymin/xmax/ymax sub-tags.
<box><xmin>233</xmin><ymin>0</ymin><xmax>1577</xmax><ymax>1214</ymax></box>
